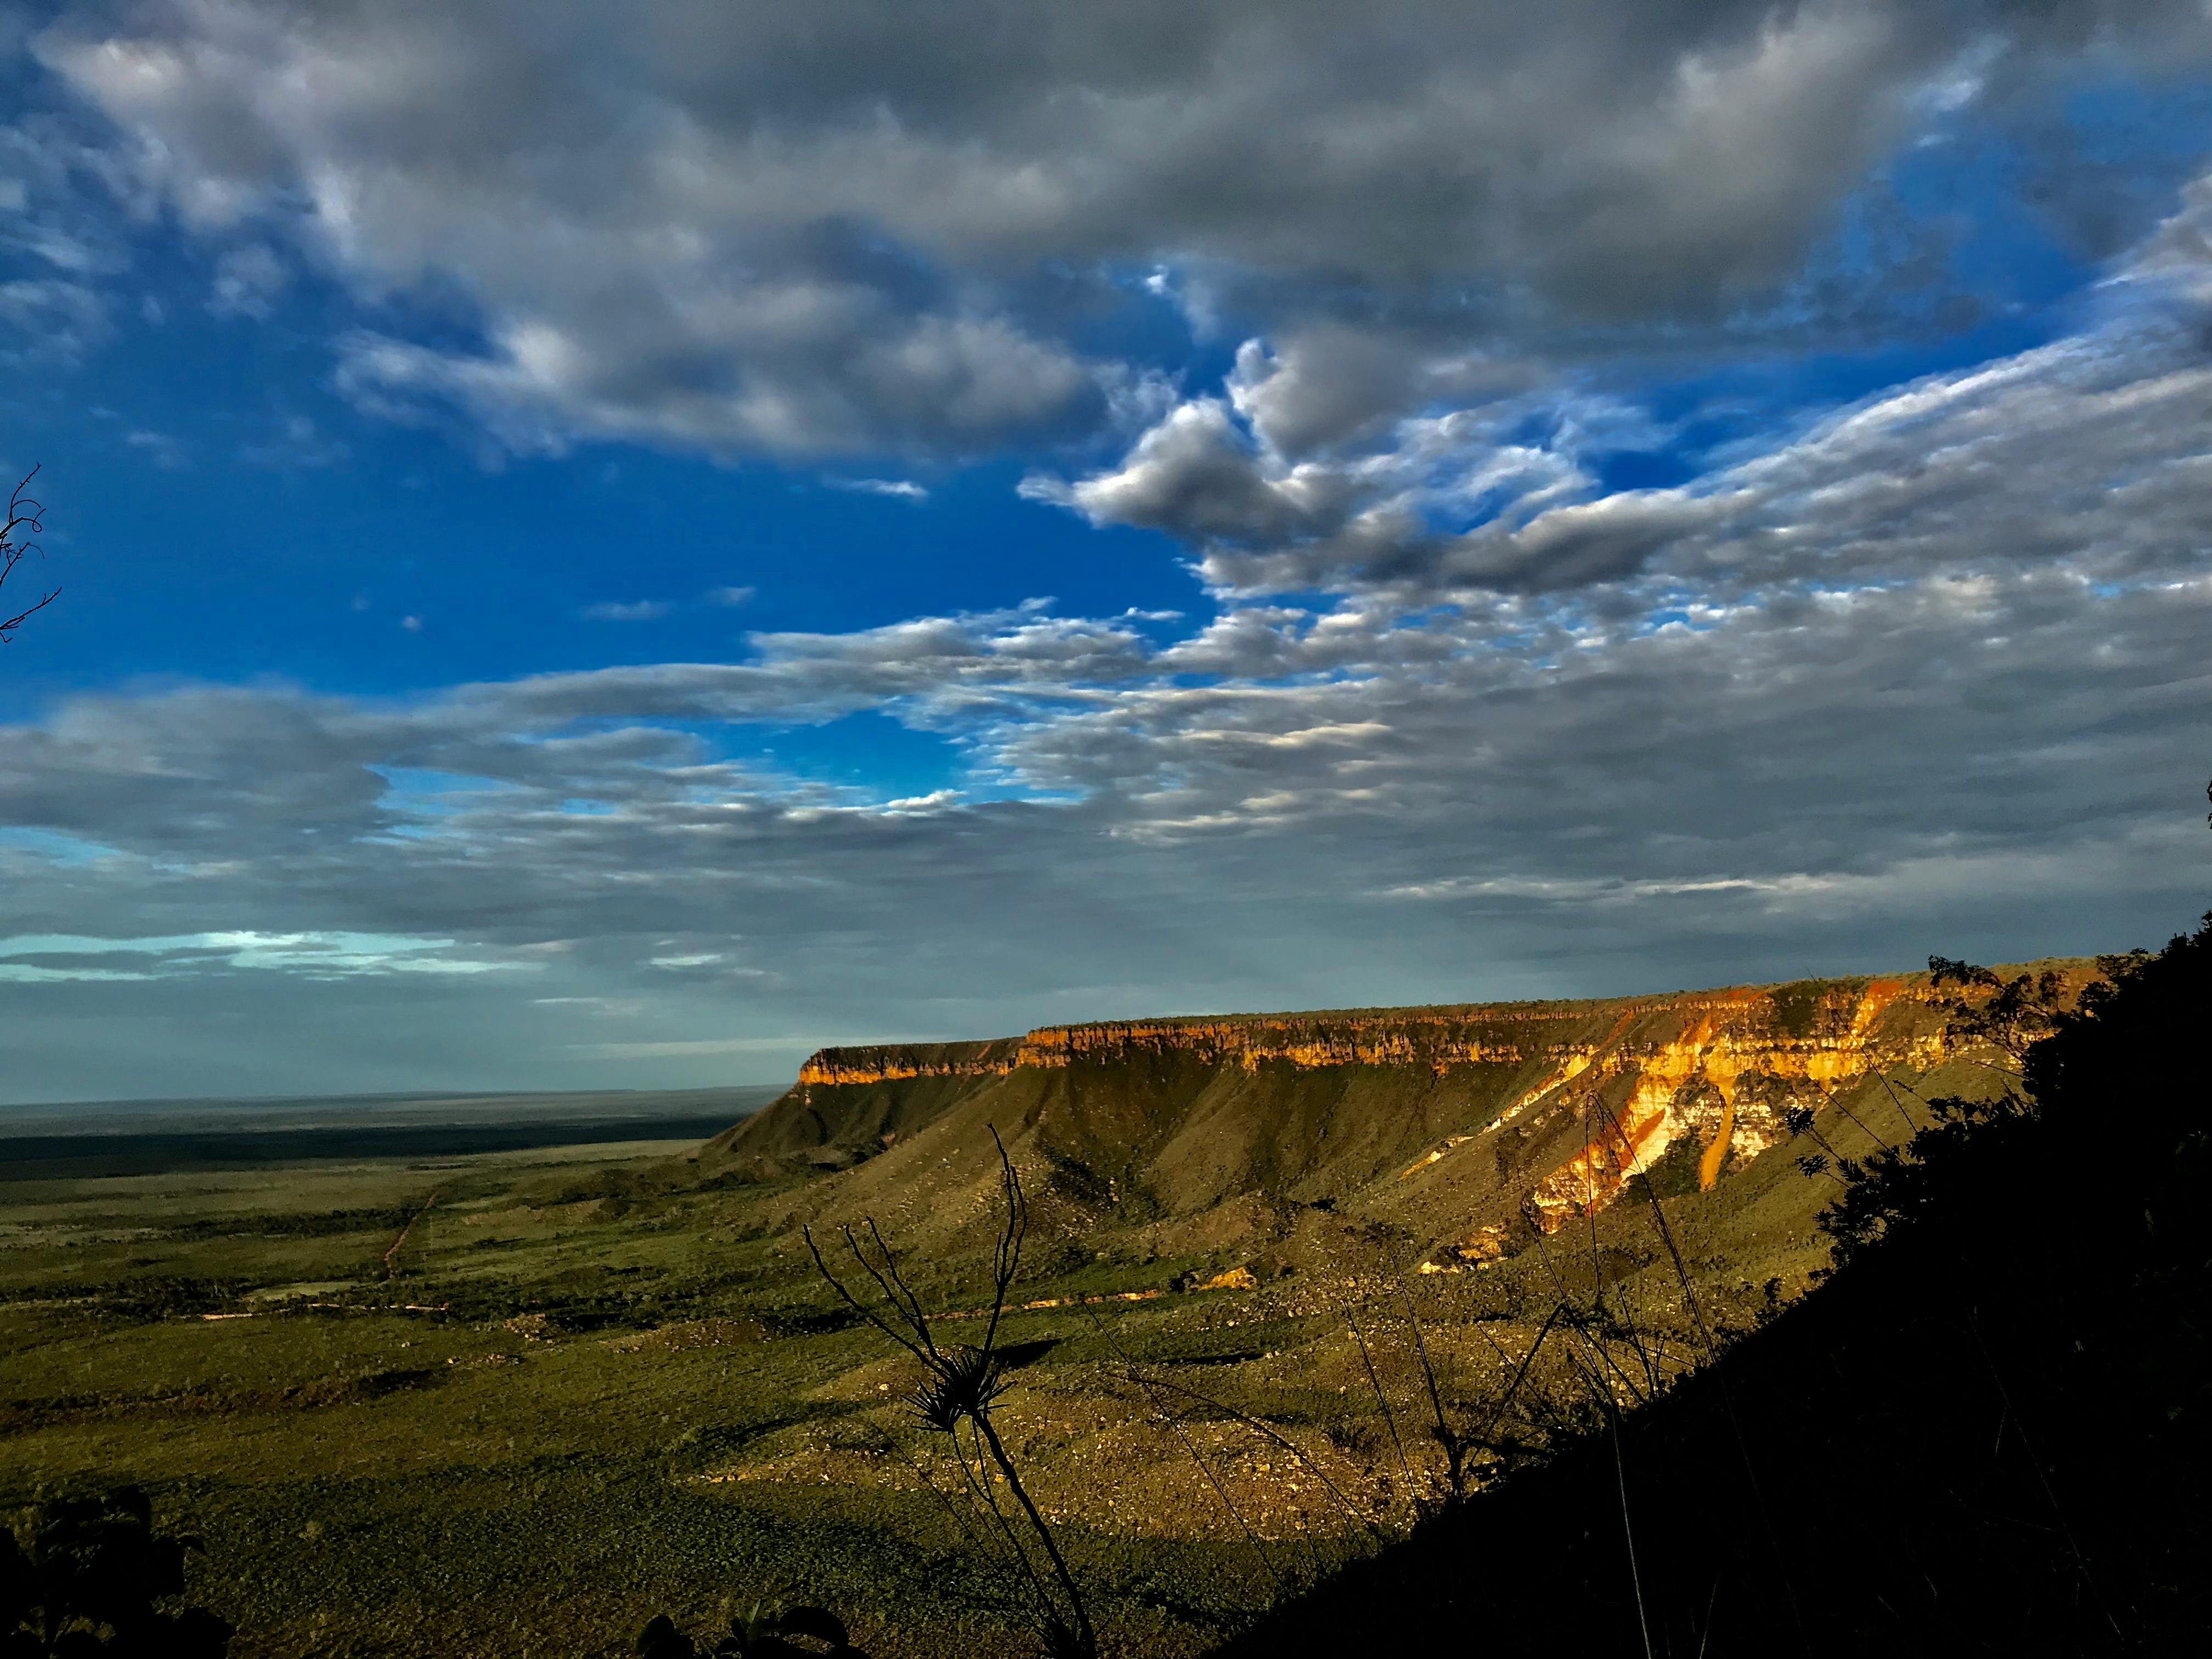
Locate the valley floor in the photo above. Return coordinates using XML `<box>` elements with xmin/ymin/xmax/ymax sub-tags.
<box><xmin>0</xmin><ymin>1110</ymin><xmax>1860</xmax><ymax>1657</ymax></box>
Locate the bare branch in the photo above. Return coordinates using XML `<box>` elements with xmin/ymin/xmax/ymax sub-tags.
<box><xmin>1115</xmin><ymin>1364</ymin><xmax>1387</xmax><ymax>1543</ymax></box>
<box><xmin>1470</xmin><ymin>1300</ymin><xmax>1566</xmax><ymax>1457</ymax></box>
<box><xmin>1345</xmin><ymin>1308</ymin><xmax>1414</xmax><ymax>1494</ymax></box>
<box><xmin>0</xmin><ymin>465</ymin><xmax>58</xmax><ymax>644</ymax></box>
<box><xmin>856</xmin><ymin>1217</ymin><xmax>945</xmax><ymax>1364</ymax></box>
<box><xmin>980</xmin><ymin>1125</ymin><xmax>1025</xmax><ymax>1356</ymax></box>
<box><xmin>800</xmin><ymin>1223</ymin><xmax>932</xmax><ymax>1367</ymax></box>
<box><xmin>1080</xmin><ymin>1297</ymin><xmax>1289</xmax><ymax>1582</ymax></box>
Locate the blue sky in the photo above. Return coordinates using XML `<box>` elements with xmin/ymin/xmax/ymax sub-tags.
<box><xmin>3</xmin><ymin>2</ymin><xmax>2210</xmax><ymax>1104</ymax></box>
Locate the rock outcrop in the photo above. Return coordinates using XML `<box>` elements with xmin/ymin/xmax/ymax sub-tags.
<box><xmin>699</xmin><ymin>963</ymin><xmax>2090</xmax><ymax>1262</ymax></box>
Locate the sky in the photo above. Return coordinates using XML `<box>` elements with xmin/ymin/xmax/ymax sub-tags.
<box><xmin>2</xmin><ymin>1</ymin><xmax>2210</xmax><ymax>1105</ymax></box>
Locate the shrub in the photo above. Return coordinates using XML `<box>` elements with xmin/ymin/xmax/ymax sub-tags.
<box><xmin>1</xmin><ymin>1487</ymin><xmax>232</xmax><ymax>1657</ymax></box>
<box><xmin>636</xmin><ymin>1603</ymin><xmax>864</xmax><ymax>1657</ymax></box>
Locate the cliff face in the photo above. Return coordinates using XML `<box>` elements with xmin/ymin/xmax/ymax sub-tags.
<box><xmin>792</xmin><ymin>1039</ymin><xmax>1025</xmax><ymax>1088</ymax></box>
<box><xmin>1516</xmin><ymin>977</ymin><xmax>1939</xmax><ymax>1228</ymax></box>
<box><xmin>699</xmin><ymin>967</ymin><xmax>2081</xmax><ymax>1263</ymax></box>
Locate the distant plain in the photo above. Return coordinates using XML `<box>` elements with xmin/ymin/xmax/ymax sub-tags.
<box><xmin>0</xmin><ymin>1070</ymin><xmax>1917</xmax><ymax>1657</ymax></box>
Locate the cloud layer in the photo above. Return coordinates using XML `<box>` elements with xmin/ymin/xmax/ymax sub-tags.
<box><xmin>27</xmin><ymin>1</ymin><xmax>2212</xmax><ymax>458</ymax></box>
<box><xmin>1045</xmin><ymin>230</ymin><xmax>2212</xmax><ymax>598</ymax></box>
<box><xmin>3</xmin><ymin>6</ymin><xmax>2209</xmax><ymax>1101</ymax></box>
<box><xmin>6</xmin><ymin>208</ymin><xmax>2210</xmax><ymax>1097</ymax></box>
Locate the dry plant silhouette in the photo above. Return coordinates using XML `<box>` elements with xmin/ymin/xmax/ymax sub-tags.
<box><xmin>803</xmin><ymin>1128</ymin><xmax>1096</xmax><ymax>1659</ymax></box>
<box><xmin>0</xmin><ymin>467</ymin><xmax>57</xmax><ymax>645</ymax></box>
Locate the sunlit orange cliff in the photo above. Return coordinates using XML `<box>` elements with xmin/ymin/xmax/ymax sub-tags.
<box><xmin>701</xmin><ymin>966</ymin><xmax>2085</xmax><ymax>1266</ymax></box>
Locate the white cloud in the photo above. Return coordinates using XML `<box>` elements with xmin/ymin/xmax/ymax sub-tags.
<box><xmin>239</xmin><ymin>413</ymin><xmax>347</xmax><ymax>468</ymax></box>
<box><xmin>0</xmin><ymin>522</ymin><xmax>2201</xmax><ymax>1096</ymax></box>
<box><xmin>0</xmin><ymin>963</ymin><xmax>154</xmax><ymax>983</ymax></box>
<box><xmin>7</xmin><ymin>23</ymin><xmax>2212</xmax><ymax>1097</ymax></box>
<box><xmin>1036</xmin><ymin>179</ymin><xmax>2212</xmax><ymax>601</ymax></box>
<box><xmin>580</xmin><ymin>599</ymin><xmax>675</xmax><ymax>622</ymax></box>
<box><xmin>0</xmin><ymin>929</ymin><xmax>535</xmax><ymax>980</ymax></box>
<box><xmin>125</xmin><ymin>427</ymin><xmax>188</xmax><ymax>469</ymax></box>
<box><xmin>207</xmin><ymin>240</ymin><xmax>285</xmax><ymax>317</ymax></box>
<box><xmin>0</xmin><ymin>276</ymin><xmax>107</xmax><ymax>360</ymax></box>
<box><xmin>826</xmin><ymin>476</ymin><xmax>928</xmax><ymax>500</ymax></box>
<box><xmin>4</xmin><ymin>253</ymin><xmax>2209</xmax><ymax>1087</ymax></box>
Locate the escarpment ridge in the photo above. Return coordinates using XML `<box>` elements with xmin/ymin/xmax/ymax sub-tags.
<box><xmin>702</xmin><ymin>961</ymin><xmax>2095</xmax><ymax>1265</ymax></box>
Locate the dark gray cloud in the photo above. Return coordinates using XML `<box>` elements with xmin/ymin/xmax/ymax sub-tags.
<box><xmin>31</xmin><ymin>1</ymin><xmax>2212</xmax><ymax>458</ymax></box>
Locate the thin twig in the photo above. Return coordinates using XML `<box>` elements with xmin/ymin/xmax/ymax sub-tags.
<box><xmin>974</xmin><ymin>1411</ymin><xmax>1098</xmax><ymax>1655</ymax></box>
<box><xmin>1346</xmin><ymin>1308</ymin><xmax>1415</xmax><ymax>1497</ymax></box>
<box><xmin>958</xmin><ymin>1417</ymin><xmax>1066</xmax><ymax>1638</ymax></box>
<box><xmin>1638</xmin><ymin>1171</ymin><xmax>1813</xmax><ymax>1657</ymax></box>
<box><xmin>1608</xmin><ymin>1391</ymin><xmax>1656</xmax><ymax>1659</ymax></box>
<box><xmin>0</xmin><ymin>466</ymin><xmax>58</xmax><ymax>642</ymax></box>
<box><xmin>1963</xmin><ymin>1308</ymin><xmax>2124</xmax><ymax>1644</ymax></box>
<box><xmin>1877</xmin><ymin>1073</ymin><xmax>1924</xmax><ymax>1139</ymax></box>
<box><xmin>1471</xmin><ymin>1301</ymin><xmax>1565</xmax><ymax>1456</ymax></box>
<box><xmin>1078</xmin><ymin>1299</ymin><xmax>1286</xmax><ymax>1587</ymax></box>
<box><xmin>802</xmin><ymin>1225</ymin><xmax>930</xmax><ymax>1366</ymax></box>
<box><xmin>1115</xmin><ymin>1366</ymin><xmax>1386</xmax><ymax>1542</ymax></box>
<box><xmin>1397</xmin><ymin>1284</ymin><xmax>1468</xmax><ymax>1501</ymax></box>
<box><xmin>1695</xmin><ymin>1574</ymin><xmax>1720</xmax><ymax>1659</ymax></box>
<box><xmin>802</xmin><ymin>1127</ymin><xmax>1094</xmax><ymax>1658</ymax></box>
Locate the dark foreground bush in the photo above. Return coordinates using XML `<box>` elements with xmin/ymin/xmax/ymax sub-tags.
<box><xmin>637</xmin><ymin>1603</ymin><xmax>865</xmax><ymax>1657</ymax></box>
<box><xmin>1214</xmin><ymin>912</ymin><xmax>2212</xmax><ymax>1657</ymax></box>
<box><xmin>2</xmin><ymin>1487</ymin><xmax>232</xmax><ymax>1657</ymax></box>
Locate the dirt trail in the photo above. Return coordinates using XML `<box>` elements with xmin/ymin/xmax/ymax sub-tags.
<box><xmin>381</xmin><ymin>1187</ymin><xmax>445</xmax><ymax>1278</ymax></box>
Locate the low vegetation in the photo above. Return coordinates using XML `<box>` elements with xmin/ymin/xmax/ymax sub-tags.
<box><xmin>4</xmin><ymin>914</ymin><xmax>2203</xmax><ymax>1655</ymax></box>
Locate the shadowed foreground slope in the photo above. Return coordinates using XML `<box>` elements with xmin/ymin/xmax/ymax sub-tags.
<box><xmin>1211</xmin><ymin>919</ymin><xmax>2212</xmax><ymax>1658</ymax></box>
